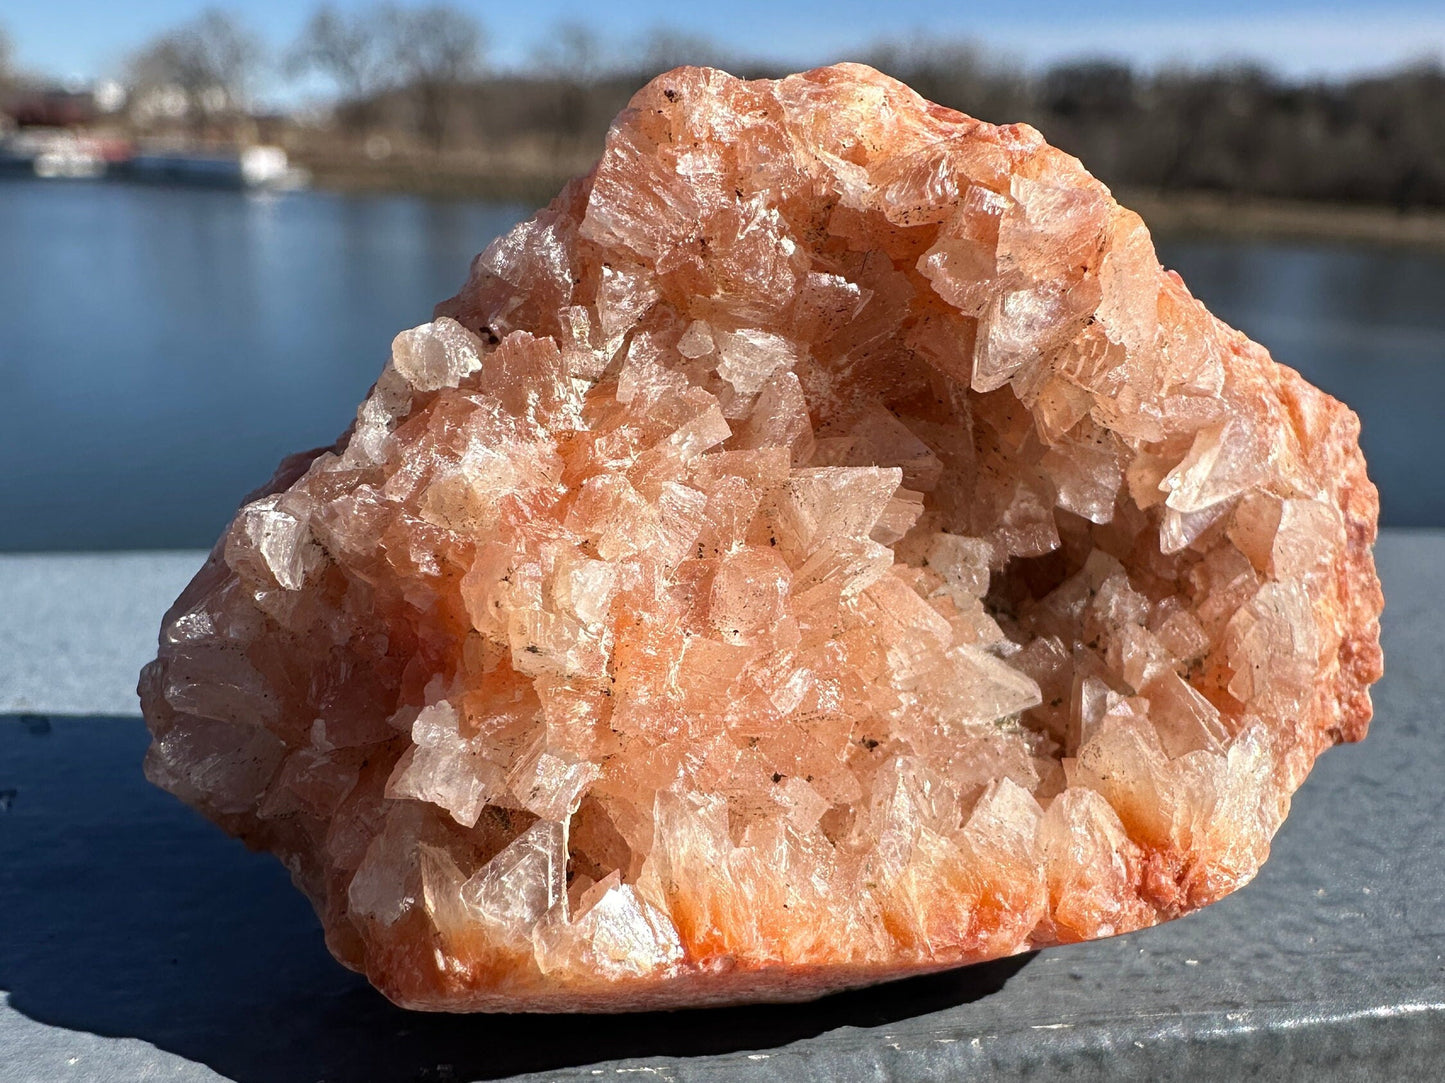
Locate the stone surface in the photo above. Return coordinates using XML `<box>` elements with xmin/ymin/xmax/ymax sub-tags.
<box><xmin>138</xmin><ymin>64</ymin><xmax>1383</xmax><ymax>1012</ymax></box>
<box><xmin>0</xmin><ymin>552</ymin><xmax>199</xmax><ymax>716</ymax></box>
<box><xmin>2</xmin><ymin>537</ymin><xmax>1436</xmax><ymax>1081</ymax></box>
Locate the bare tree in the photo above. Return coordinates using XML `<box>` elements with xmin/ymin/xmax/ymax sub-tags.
<box><xmin>531</xmin><ymin>21</ymin><xmax>606</xmax><ymax>152</ymax></box>
<box><xmin>288</xmin><ymin>4</ymin><xmax>397</xmax><ymax>135</ymax></box>
<box><xmin>388</xmin><ymin>4</ymin><xmax>485</xmax><ymax>152</ymax></box>
<box><xmin>532</xmin><ymin>21</ymin><xmax>605</xmax><ymax>81</ymax></box>
<box><xmin>127</xmin><ymin>9</ymin><xmax>265</xmax><ymax>130</ymax></box>
<box><xmin>0</xmin><ymin>22</ymin><xmax>18</xmax><ymax>99</ymax></box>
<box><xmin>639</xmin><ymin>28</ymin><xmax>727</xmax><ymax>74</ymax></box>
<box><xmin>0</xmin><ymin>24</ymin><xmax>12</xmax><ymax>83</ymax></box>
<box><xmin>863</xmin><ymin>37</ymin><xmax>1028</xmax><ymax>123</ymax></box>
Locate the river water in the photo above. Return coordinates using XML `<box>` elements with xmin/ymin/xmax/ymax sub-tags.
<box><xmin>1</xmin><ymin>179</ymin><xmax>1440</xmax><ymax>550</ymax></box>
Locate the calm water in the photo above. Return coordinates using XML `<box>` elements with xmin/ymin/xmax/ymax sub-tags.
<box><xmin>1</xmin><ymin>179</ymin><xmax>1441</xmax><ymax>550</ymax></box>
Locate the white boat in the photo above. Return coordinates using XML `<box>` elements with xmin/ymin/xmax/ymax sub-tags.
<box><xmin>122</xmin><ymin>145</ymin><xmax>308</xmax><ymax>190</ymax></box>
<box><xmin>0</xmin><ymin>130</ymin><xmax>106</xmax><ymax>179</ymax></box>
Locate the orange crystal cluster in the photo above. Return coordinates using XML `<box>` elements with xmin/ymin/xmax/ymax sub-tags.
<box><xmin>139</xmin><ymin>64</ymin><xmax>1384</xmax><ymax>1011</ymax></box>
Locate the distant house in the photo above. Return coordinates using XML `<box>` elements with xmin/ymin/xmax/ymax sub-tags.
<box><xmin>5</xmin><ymin>87</ymin><xmax>100</xmax><ymax>128</ymax></box>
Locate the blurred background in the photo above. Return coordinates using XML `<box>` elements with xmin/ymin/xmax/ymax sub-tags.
<box><xmin>1</xmin><ymin>0</ymin><xmax>1442</xmax><ymax>550</ymax></box>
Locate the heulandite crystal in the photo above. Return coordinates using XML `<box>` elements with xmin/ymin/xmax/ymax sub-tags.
<box><xmin>139</xmin><ymin>64</ymin><xmax>1384</xmax><ymax>1011</ymax></box>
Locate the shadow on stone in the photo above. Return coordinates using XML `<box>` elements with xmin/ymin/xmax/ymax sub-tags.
<box><xmin>0</xmin><ymin>715</ymin><xmax>1032</xmax><ymax>1082</ymax></box>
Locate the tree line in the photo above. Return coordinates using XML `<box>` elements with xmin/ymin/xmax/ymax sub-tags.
<box><xmin>4</xmin><ymin>6</ymin><xmax>1445</xmax><ymax>209</ymax></box>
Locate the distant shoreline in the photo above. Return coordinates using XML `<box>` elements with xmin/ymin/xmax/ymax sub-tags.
<box><xmin>296</xmin><ymin>155</ymin><xmax>1445</xmax><ymax>252</ymax></box>
<box><xmin>1119</xmin><ymin>190</ymin><xmax>1445</xmax><ymax>252</ymax></box>
<box><xmin>297</xmin><ymin>155</ymin><xmax>578</xmax><ymax>208</ymax></box>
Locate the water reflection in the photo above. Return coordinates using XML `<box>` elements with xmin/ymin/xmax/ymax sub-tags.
<box><xmin>1156</xmin><ymin>239</ymin><xmax>1445</xmax><ymax>527</ymax></box>
<box><xmin>0</xmin><ymin>181</ymin><xmax>526</xmax><ymax>550</ymax></box>
<box><xmin>0</xmin><ymin>180</ymin><xmax>1439</xmax><ymax>550</ymax></box>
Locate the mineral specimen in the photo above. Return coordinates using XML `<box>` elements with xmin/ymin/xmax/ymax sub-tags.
<box><xmin>139</xmin><ymin>63</ymin><xmax>1384</xmax><ymax>1012</ymax></box>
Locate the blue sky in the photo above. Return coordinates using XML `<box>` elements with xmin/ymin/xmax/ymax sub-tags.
<box><xmin>6</xmin><ymin>0</ymin><xmax>1444</xmax><ymax>91</ymax></box>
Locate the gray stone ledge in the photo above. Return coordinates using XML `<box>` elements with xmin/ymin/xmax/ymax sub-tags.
<box><xmin>0</xmin><ymin>549</ymin><xmax>206</xmax><ymax>716</ymax></box>
<box><xmin>0</xmin><ymin>531</ymin><xmax>1440</xmax><ymax>1081</ymax></box>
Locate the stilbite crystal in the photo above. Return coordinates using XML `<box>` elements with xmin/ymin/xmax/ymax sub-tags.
<box><xmin>139</xmin><ymin>64</ymin><xmax>1384</xmax><ymax>1012</ymax></box>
